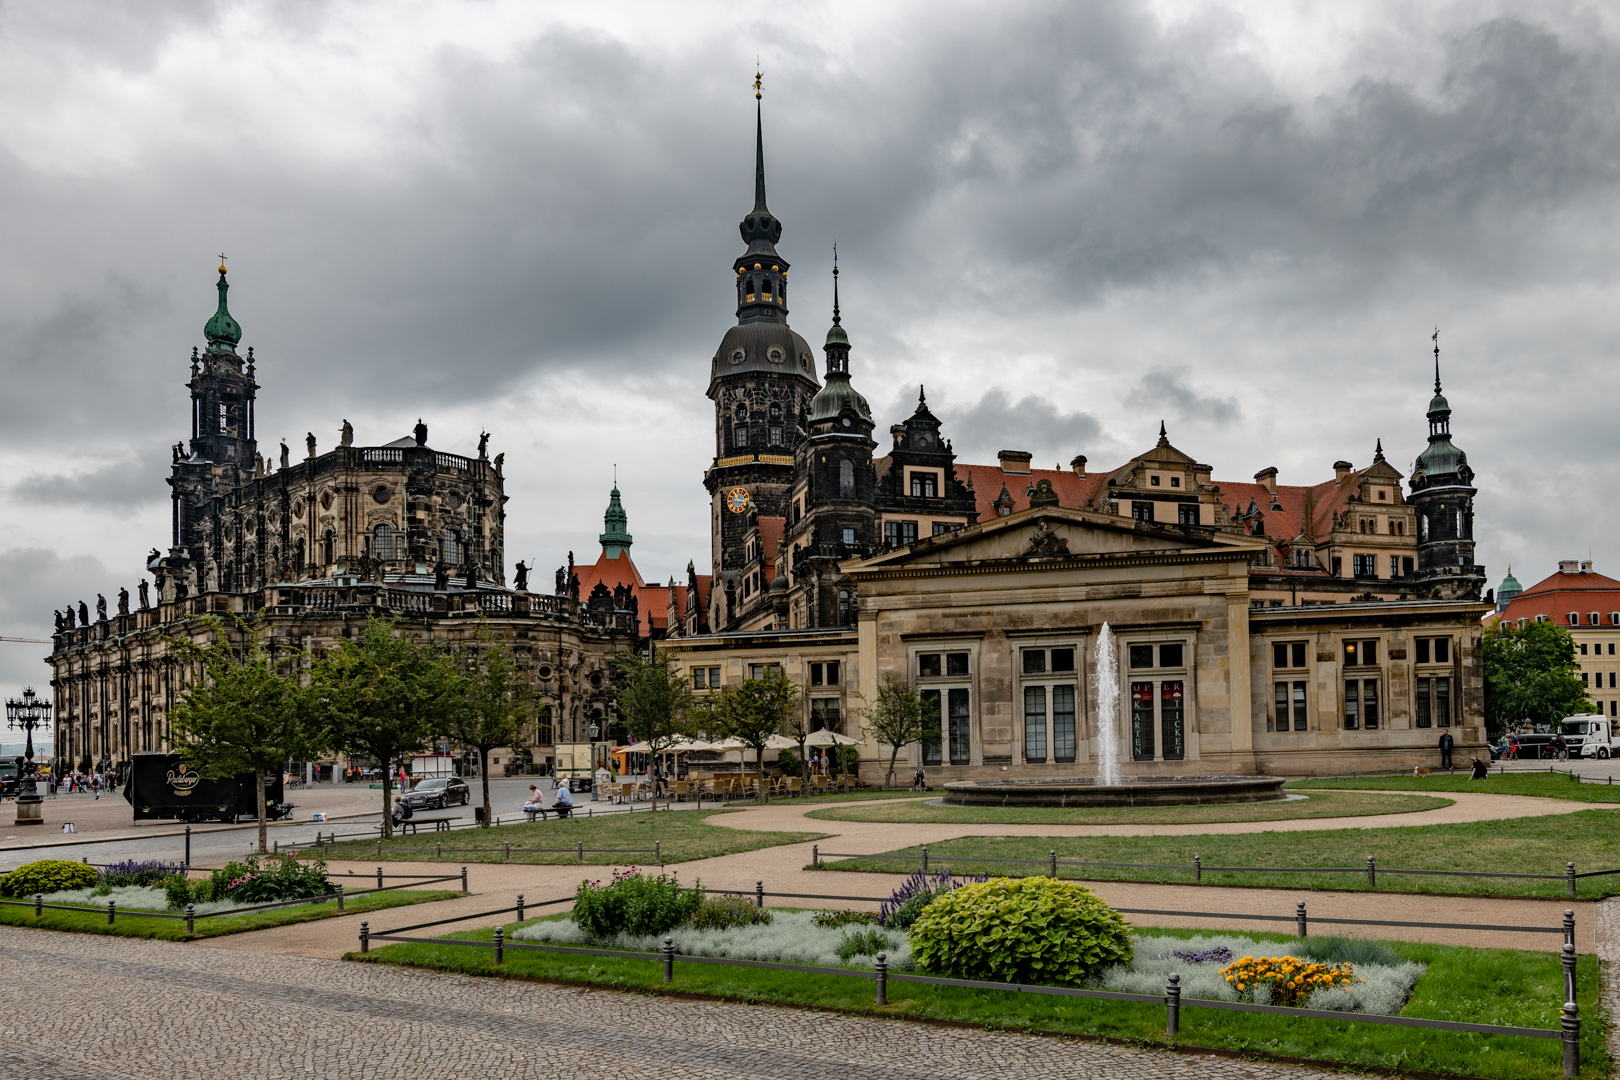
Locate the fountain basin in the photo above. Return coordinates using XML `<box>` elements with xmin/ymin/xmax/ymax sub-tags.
<box><xmin>942</xmin><ymin>775</ymin><xmax>1288</xmax><ymax>808</ymax></box>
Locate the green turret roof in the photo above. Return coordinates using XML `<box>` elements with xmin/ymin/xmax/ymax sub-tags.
<box><xmin>203</xmin><ymin>264</ymin><xmax>241</xmax><ymax>354</ymax></box>
<box><xmin>599</xmin><ymin>485</ymin><xmax>633</xmax><ymax>557</ymax></box>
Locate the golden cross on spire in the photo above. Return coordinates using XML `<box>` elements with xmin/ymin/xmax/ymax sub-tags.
<box><xmin>218</xmin><ymin>252</ymin><xmax>228</xmax><ymax>274</ymax></box>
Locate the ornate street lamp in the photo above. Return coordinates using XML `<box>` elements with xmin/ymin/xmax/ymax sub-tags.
<box><xmin>5</xmin><ymin>687</ymin><xmax>52</xmax><ymax>826</ymax></box>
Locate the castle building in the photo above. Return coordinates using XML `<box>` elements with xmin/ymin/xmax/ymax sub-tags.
<box><xmin>1487</xmin><ymin>560</ymin><xmax>1619</xmax><ymax>719</ymax></box>
<box><xmin>658</xmin><ymin>92</ymin><xmax>1492</xmax><ymax>779</ymax></box>
<box><xmin>46</xmin><ymin>270</ymin><xmax>636</xmax><ymax>781</ymax></box>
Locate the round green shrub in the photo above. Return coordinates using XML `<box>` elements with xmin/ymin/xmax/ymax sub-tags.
<box><xmin>1</xmin><ymin>859</ymin><xmax>100</xmax><ymax>898</ymax></box>
<box><xmin>908</xmin><ymin>877</ymin><xmax>1133</xmax><ymax>987</ymax></box>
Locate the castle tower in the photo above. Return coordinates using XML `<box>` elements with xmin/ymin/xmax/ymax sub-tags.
<box><xmin>703</xmin><ymin>73</ymin><xmax>820</xmax><ymax>630</ymax></box>
<box><xmin>1409</xmin><ymin>331</ymin><xmax>1485</xmax><ymax>600</ymax></box>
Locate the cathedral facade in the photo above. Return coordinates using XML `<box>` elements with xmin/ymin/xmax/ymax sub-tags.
<box><xmin>659</xmin><ymin>95</ymin><xmax>1492</xmax><ymax>779</ymax></box>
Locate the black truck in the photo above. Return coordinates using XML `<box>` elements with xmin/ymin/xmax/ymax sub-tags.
<box><xmin>125</xmin><ymin>752</ymin><xmax>286</xmax><ymax>823</ymax></box>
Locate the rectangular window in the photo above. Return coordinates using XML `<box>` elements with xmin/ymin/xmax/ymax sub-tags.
<box><xmin>1353</xmin><ymin>554</ymin><xmax>1376</xmax><ymax>577</ymax></box>
<box><xmin>883</xmin><ymin>520</ymin><xmax>918</xmax><ymax>547</ymax></box>
<box><xmin>1131</xmin><ymin>682</ymin><xmax>1156</xmax><ymax>760</ymax></box>
<box><xmin>909</xmin><ymin>472</ymin><xmax>939</xmax><ymax>497</ymax></box>
<box><xmin>1132</xmin><ymin>502</ymin><xmax>1153</xmax><ymax>522</ymax></box>
<box><xmin>810</xmin><ymin>663</ymin><xmax>824</xmax><ymax>686</ymax></box>
<box><xmin>1583</xmin><ymin>671</ymin><xmax>1591</xmax><ymax>686</ymax></box>
<box><xmin>811</xmin><ymin>698</ymin><xmax>841</xmax><ymax>731</ymax></box>
<box><xmin>1332</xmin><ymin>556</ymin><xmax>1343</xmax><ymax>576</ymax></box>
<box><xmin>1344</xmin><ymin>680</ymin><xmax>1360</xmax><ymax>729</ymax></box>
<box><xmin>826</xmin><ymin>661</ymin><xmax>840</xmax><ymax>685</ymax></box>
<box><xmin>1415</xmin><ymin>677</ymin><xmax>1430</xmax><ymax>727</ymax></box>
<box><xmin>1023</xmin><ymin>649</ymin><xmax>1046</xmax><ymax>675</ymax></box>
<box><xmin>1416</xmin><ymin>639</ymin><xmax>1430</xmax><ymax>664</ymax></box>
<box><xmin>918</xmin><ymin>653</ymin><xmax>941</xmax><ymax>678</ymax></box>
<box><xmin>1344</xmin><ymin>639</ymin><xmax>1378</xmax><ymax>667</ymax></box>
<box><xmin>1434</xmin><ymin>638</ymin><xmax>1449</xmax><ymax>663</ymax></box>
<box><xmin>1581</xmin><ymin>643</ymin><xmax>1589</xmax><ymax>656</ymax></box>
<box><xmin>1023</xmin><ymin>686</ymin><xmax>1047</xmax><ymax>763</ymax></box>
<box><xmin>1161</xmin><ymin>681</ymin><xmax>1185</xmax><ymax>760</ymax></box>
<box><xmin>1274</xmin><ymin>641</ymin><xmax>1308</xmax><ymax>668</ymax></box>
<box><xmin>1434</xmin><ymin>677</ymin><xmax>1450</xmax><ymax>727</ymax></box>
<box><xmin>708</xmin><ymin>668</ymin><xmax>720</xmax><ymax>687</ymax></box>
<box><xmin>769</xmin><ymin>426</ymin><xmax>782</xmax><ymax>446</ymax></box>
<box><xmin>693</xmin><ymin>668</ymin><xmax>708</xmax><ymax>689</ymax></box>
<box><xmin>1170</xmin><ymin>476</ymin><xmax>1181</xmax><ymax>488</ymax></box>
<box><xmin>841</xmin><ymin>527</ymin><xmax>856</xmax><ymax>545</ymax></box>
<box><xmin>932</xmin><ymin>522</ymin><xmax>953</xmax><ymax>536</ymax></box>
<box><xmin>920</xmin><ymin>689</ymin><xmax>942</xmax><ymax>766</ymax></box>
<box><xmin>1129</xmin><ymin>644</ymin><xmax>1154</xmax><ymax>669</ymax></box>
<box><xmin>1051</xmin><ymin>648</ymin><xmax>1075</xmax><ymax>672</ymax></box>
<box><xmin>1274</xmin><ymin>682</ymin><xmax>1288</xmax><ymax>732</ymax></box>
<box><xmin>748</xmin><ymin>663</ymin><xmax>780</xmax><ymax>680</ymax></box>
<box><xmin>1403</xmin><ymin>556</ymin><xmax>1414</xmax><ymax>576</ymax></box>
<box><xmin>1159</xmin><ymin>643</ymin><xmax>1184</xmax><ymax>668</ymax></box>
<box><xmin>1292</xmin><ymin>681</ymin><xmax>1308</xmax><ymax>731</ymax></box>
<box><xmin>1362</xmin><ymin>680</ymin><xmax>1379</xmax><ymax>729</ymax></box>
<box><xmin>734</xmin><ymin>425</ymin><xmax>748</xmax><ymax>447</ymax></box>
<box><xmin>1052</xmin><ymin>685</ymin><xmax>1076</xmax><ymax>763</ymax></box>
<box><xmin>1150</xmin><ymin>475</ymin><xmax>1161</xmax><ymax>486</ymax></box>
<box><xmin>948</xmin><ymin>688</ymin><xmax>971</xmax><ymax>765</ymax></box>
<box><xmin>946</xmin><ymin>652</ymin><xmax>970</xmax><ymax>676</ymax></box>
<box><xmin>1389</xmin><ymin>555</ymin><xmax>1400</xmax><ymax>577</ymax></box>
<box><xmin>1178</xmin><ymin>504</ymin><xmax>1199</xmax><ymax>525</ymax></box>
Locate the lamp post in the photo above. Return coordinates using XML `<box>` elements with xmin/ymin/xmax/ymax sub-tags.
<box><xmin>5</xmin><ymin>687</ymin><xmax>52</xmax><ymax>826</ymax></box>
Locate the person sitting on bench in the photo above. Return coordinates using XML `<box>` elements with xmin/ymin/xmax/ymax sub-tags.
<box><xmin>553</xmin><ymin>779</ymin><xmax>574</xmax><ymax>819</ymax></box>
<box><xmin>522</xmin><ymin>784</ymin><xmax>548</xmax><ymax>821</ymax></box>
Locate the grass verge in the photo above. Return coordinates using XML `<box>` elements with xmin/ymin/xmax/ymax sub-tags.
<box><xmin>319</xmin><ymin>809</ymin><xmax>823</xmax><ymax>865</ymax></box>
<box><xmin>0</xmin><ymin>888</ymin><xmax>457</xmax><ymax>940</ymax></box>
<box><xmin>821</xmin><ymin>809</ymin><xmax>1620</xmax><ymax>898</ymax></box>
<box><xmin>355</xmin><ymin>918</ymin><xmax>1604</xmax><ymax>1080</ymax></box>
<box><xmin>1293</xmin><ymin>771</ymin><xmax>1620</xmax><ymax>803</ymax></box>
<box><xmin>806</xmin><ymin>789</ymin><xmax>1450</xmax><ymax>825</ymax></box>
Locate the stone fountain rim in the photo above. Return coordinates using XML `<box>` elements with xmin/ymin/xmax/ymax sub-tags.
<box><xmin>943</xmin><ymin>775</ymin><xmax>1286</xmax><ymax>790</ymax></box>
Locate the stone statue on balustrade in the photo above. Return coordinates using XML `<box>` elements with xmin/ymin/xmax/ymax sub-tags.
<box><xmin>434</xmin><ymin>560</ymin><xmax>450</xmax><ymax>591</ymax></box>
<box><xmin>95</xmin><ymin>595</ymin><xmax>107</xmax><ymax>622</ymax></box>
<box><xmin>138</xmin><ymin>580</ymin><xmax>150</xmax><ymax>610</ymax></box>
<box><xmin>513</xmin><ymin>560</ymin><xmax>530</xmax><ymax>592</ymax></box>
<box><xmin>117</xmin><ymin>588</ymin><xmax>129</xmax><ymax>617</ymax></box>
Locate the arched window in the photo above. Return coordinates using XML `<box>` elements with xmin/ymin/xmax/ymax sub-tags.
<box><xmin>838</xmin><ymin>589</ymin><xmax>854</xmax><ymax>625</ymax></box>
<box><xmin>442</xmin><ymin>529</ymin><xmax>463</xmax><ymax>566</ymax></box>
<box><xmin>769</xmin><ymin>402</ymin><xmax>781</xmax><ymax>421</ymax></box>
<box><xmin>839</xmin><ymin>459</ymin><xmax>856</xmax><ymax>498</ymax></box>
<box><xmin>373</xmin><ymin>524</ymin><xmax>401</xmax><ymax>561</ymax></box>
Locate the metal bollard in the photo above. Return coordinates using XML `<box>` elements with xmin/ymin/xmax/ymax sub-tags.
<box><xmin>662</xmin><ymin>935</ymin><xmax>675</xmax><ymax>984</ymax></box>
<box><xmin>1563</xmin><ymin>943</ymin><xmax>1578</xmax><ymax>1008</ymax></box>
<box><xmin>493</xmin><ymin>926</ymin><xmax>504</xmax><ymax>965</ymax></box>
<box><xmin>461</xmin><ymin>865</ymin><xmax>469</xmax><ymax>894</ymax></box>
<box><xmin>185</xmin><ymin>903</ymin><xmax>195</xmax><ymax>936</ymax></box>
<box><xmin>1565</xmin><ymin>909</ymin><xmax>1577</xmax><ymax>951</ymax></box>
<box><xmin>1296</xmin><ymin>900</ymin><xmax>1308</xmax><ymax>938</ymax></box>
<box><xmin>1193</xmin><ymin>855</ymin><xmax>1201</xmax><ymax>884</ymax></box>
<box><xmin>1568</xmin><ymin>862</ymin><xmax>1578</xmax><ymax>898</ymax></box>
<box><xmin>1050</xmin><ymin>850</ymin><xmax>1058</xmax><ymax>878</ymax></box>
<box><xmin>577</xmin><ymin>841</ymin><xmax>584</xmax><ymax>864</ymax></box>
<box><xmin>1363</xmin><ymin>855</ymin><xmax>1375</xmax><ymax>889</ymax></box>
<box><xmin>1563</xmin><ymin>1001</ymin><xmax>1580</xmax><ymax>1078</ymax></box>
<box><xmin>436</xmin><ymin>841</ymin><xmax>442</xmax><ymax>859</ymax></box>
<box><xmin>921</xmin><ymin>846</ymin><xmax>928</xmax><ymax>873</ymax></box>
<box><xmin>504</xmin><ymin>841</ymin><xmax>510</xmax><ymax>863</ymax></box>
<box><xmin>1165</xmin><ymin>973</ymin><xmax>1181</xmax><ymax>1036</ymax></box>
<box><xmin>756</xmin><ymin>880</ymin><xmax>765</xmax><ymax>909</ymax></box>
<box><xmin>107</xmin><ymin>901</ymin><xmax>116</xmax><ymax>926</ymax></box>
<box><xmin>874</xmin><ymin>952</ymin><xmax>887</xmax><ymax>1006</ymax></box>
<box><xmin>376</xmin><ymin>838</ymin><xmax>382</xmax><ymax>859</ymax></box>
<box><xmin>360</xmin><ymin>920</ymin><xmax>370</xmax><ymax>953</ymax></box>
<box><xmin>336</xmin><ymin>884</ymin><xmax>345</xmax><ymax>913</ymax></box>
<box><xmin>377</xmin><ymin>865</ymin><xmax>384</xmax><ymax>890</ymax></box>
<box><xmin>812</xmin><ymin>844</ymin><xmax>819</xmax><ymax>868</ymax></box>
<box><xmin>517</xmin><ymin>893</ymin><xmax>525</xmax><ymax>922</ymax></box>
<box><xmin>185</xmin><ymin>824</ymin><xmax>192</xmax><ymax>867</ymax></box>
<box><xmin>656</xmin><ymin>841</ymin><xmax>661</xmax><ymax>866</ymax></box>
<box><xmin>273</xmin><ymin>839</ymin><xmax>279</xmax><ymax>854</ymax></box>
<box><xmin>33</xmin><ymin>893</ymin><xmax>41</xmax><ymax>919</ymax></box>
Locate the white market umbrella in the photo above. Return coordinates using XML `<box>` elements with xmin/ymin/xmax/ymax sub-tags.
<box><xmin>805</xmin><ymin>729</ymin><xmax>860</xmax><ymax>747</ymax></box>
<box><xmin>764</xmin><ymin>734</ymin><xmax>800</xmax><ymax>750</ymax></box>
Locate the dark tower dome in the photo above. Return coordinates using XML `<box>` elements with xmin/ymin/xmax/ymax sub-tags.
<box><xmin>204</xmin><ymin>260</ymin><xmax>242</xmax><ymax>354</ymax></box>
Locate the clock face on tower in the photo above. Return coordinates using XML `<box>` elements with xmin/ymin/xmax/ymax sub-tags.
<box><xmin>726</xmin><ymin>487</ymin><xmax>750</xmax><ymax>514</ymax></box>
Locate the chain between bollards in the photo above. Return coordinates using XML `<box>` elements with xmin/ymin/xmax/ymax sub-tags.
<box><xmin>662</xmin><ymin>935</ymin><xmax>675</xmax><ymax>984</ymax></box>
<box><xmin>874</xmin><ymin>952</ymin><xmax>887</xmax><ymax>1005</ymax></box>
<box><xmin>1165</xmin><ymin>973</ymin><xmax>1181</xmax><ymax>1036</ymax></box>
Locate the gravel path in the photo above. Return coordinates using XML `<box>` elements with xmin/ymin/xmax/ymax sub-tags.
<box><xmin>0</xmin><ymin>925</ymin><xmax>1348</xmax><ymax>1080</ymax></box>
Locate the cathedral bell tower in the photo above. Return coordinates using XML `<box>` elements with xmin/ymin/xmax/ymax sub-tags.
<box><xmin>703</xmin><ymin>73</ymin><xmax>820</xmax><ymax>631</ymax></box>
<box><xmin>167</xmin><ymin>261</ymin><xmax>259</xmax><ymax>572</ymax></box>
<box><xmin>1409</xmin><ymin>331</ymin><xmax>1485</xmax><ymax>600</ymax></box>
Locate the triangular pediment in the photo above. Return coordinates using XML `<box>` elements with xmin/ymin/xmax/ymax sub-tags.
<box><xmin>843</xmin><ymin>505</ymin><xmax>1265</xmax><ymax>574</ymax></box>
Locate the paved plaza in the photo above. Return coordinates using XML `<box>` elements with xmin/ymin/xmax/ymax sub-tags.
<box><xmin>0</xmin><ymin>925</ymin><xmax>1345</xmax><ymax>1080</ymax></box>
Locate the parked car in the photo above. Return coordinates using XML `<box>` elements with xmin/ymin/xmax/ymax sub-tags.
<box><xmin>1507</xmin><ymin>732</ymin><xmax>1557</xmax><ymax>759</ymax></box>
<box><xmin>400</xmin><ymin>776</ymin><xmax>470</xmax><ymax>811</ymax></box>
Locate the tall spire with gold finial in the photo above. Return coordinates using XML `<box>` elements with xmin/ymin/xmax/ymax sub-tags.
<box><xmin>204</xmin><ymin>254</ymin><xmax>242</xmax><ymax>355</ymax></box>
<box><xmin>733</xmin><ymin>66</ymin><xmax>788</xmax><ymax>324</ymax></box>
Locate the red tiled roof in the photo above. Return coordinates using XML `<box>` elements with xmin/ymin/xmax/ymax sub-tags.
<box><xmin>758</xmin><ymin>516</ymin><xmax>785</xmax><ymax>581</ymax></box>
<box><xmin>1489</xmin><ymin>570</ymin><xmax>1620</xmax><ymax>629</ymax></box>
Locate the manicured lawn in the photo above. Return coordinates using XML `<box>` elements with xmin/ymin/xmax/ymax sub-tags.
<box><xmin>0</xmin><ymin>888</ymin><xmax>457</xmax><ymax>940</ymax></box>
<box><xmin>820</xmin><ymin>808</ymin><xmax>1620</xmax><ymax>898</ymax></box>
<box><xmin>355</xmin><ymin>917</ymin><xmax>1604</xmax><ymax>1080</ymax></box>
<box><xmin>806</xmin><ymin>789</ymin><xmax>1450</xmax><ymax>825</ymax></box>
<box><xmin>1293</xmin><ymin>771</ymin><xmax>1620</xmax><ymax>803</ymax></box>
<box><xmin>319</xmin><ymin>809</ymin><xmax>824</xmax><ymax>865</ymax></box>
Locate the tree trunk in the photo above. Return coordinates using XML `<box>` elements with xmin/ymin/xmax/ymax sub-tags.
<box><xmin>380</xmin><ymin>757</ymin><xmax>394</xmax><ymax>839</ymax></box>
<box><xmin>479</xmin><ymin>746</ymin><xmax>492</xmax><ymax>828</ymax></box>
<box><xmin>256</xmin><ymin>763</ymin><xmax>268</xmax><ymax>853</ymax></box>
<box><xmin>887</xmin><ymin>746</ymin><xmax>901</xmax><ymax>791</ymax></box>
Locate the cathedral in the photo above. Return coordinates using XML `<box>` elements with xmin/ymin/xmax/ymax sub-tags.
<box><xmin>657</xmin><ymin>89</ymin><xmax>1492</xmax><ymax>779</ymax></box>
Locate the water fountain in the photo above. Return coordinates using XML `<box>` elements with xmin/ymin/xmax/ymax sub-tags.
<box><xmin>942</xmin><ymin>620</ymin><xmax>1286</xmax><ymax>808</ymax></box>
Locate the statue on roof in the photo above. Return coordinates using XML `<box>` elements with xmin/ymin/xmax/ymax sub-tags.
<box><xmin>280</xmin><ymin>441</ymin><xmax>290</xmax><ymax>470</ymax></box>
<box><xmin>305</xmin><ymin>432</ymin><xmax>317</xmax><ymax>459</ymax></box>
<box><xmin>117</xmin><ymin>588</ymin><xmax>129</xmax><ymax>617</ymax></box>
<box><xmin>53</xmin><ymin>610</ymin><xmax>63</xmax><ymax>634</ymax></box>
<box><xmin>513</xmin><ymin>560</ymin><xmax>529</xmax><ymax>592</ymax></box>
<box><xmin>477</xmin><ymin>431</ymin><xmax>489</xmax><ymax>459</ymax></box>
<box><xmin>341</xmin><ymin>419</ymin><xmax>354</xmax><ymax>447</ymax></box>
<box><xmin>555</xmin><ymin>566</ymin><xmax>566</xmax><ymax>595</ymax></box>
<box><xmin>465</xmin><ymin>563</ymin><xmax>478</xmax><ymax>591</ymax></box>
<box><xmin>434</xmin><ymin>560</ymin><xmax>450</xmax><ymax>591</ymax></box>
<box><xmin>95</xmin><ymin>595</ymin><xmax>107</xmax><ymax>622</ymax></box>
<box><xmin>138</xmin><ymin>579</ymin><xmax>150</xmax><ymax>610</ymax></box>
<box><xmin>569</xmin><ymin>572</ymin><xmax>580</xmax><ymax>603</ymax></box>
<box><xmin>493</xmin><ymin>452</ymin><xmax>504</xmax><ymax>475</ymax></box>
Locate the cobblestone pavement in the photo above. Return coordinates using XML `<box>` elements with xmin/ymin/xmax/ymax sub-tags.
<box><xmin>0</xmin><ymin>925</ymin><xmax>1347</xmax><ymax>1080</ymax></box>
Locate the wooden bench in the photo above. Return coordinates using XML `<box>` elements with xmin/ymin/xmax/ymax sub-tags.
<box><xmin>391</xmin><ymin>815</ymin><xmax>456</xmax><ymax>835</ymax></box>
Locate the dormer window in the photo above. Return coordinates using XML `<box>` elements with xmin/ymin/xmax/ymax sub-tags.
<box><xmin>769</xmin><ymin>403</ymin><xmax>782</xmax><ymax>421</ymax></box>
<box><xmin>910</xmin><ymin>472</ymin><xmax>939</xmax><ymax>498</ymax></box>
<box><xmin>1170</xmin><ymin>476</ymin><xmax>1181</xmax><ymax>488</ymax></box>
<box><xmin>767</xmin><ymin>346</ymin><xmax>784</xmax><ymax>364</ymax></box>
<box><xmin>1150</xmin><ymin>475</ymin><xmax>1161</xmax><ymax>486</ymax></box>
<box><xmin>730</xmin><ymin>348</ymin><xmax>745</xmax><ymax>365</ymax></box>
<box><xmin>1568</xmin><ymin>612</ymin><xmax>1580</xmax><ymax>625</ymax></box>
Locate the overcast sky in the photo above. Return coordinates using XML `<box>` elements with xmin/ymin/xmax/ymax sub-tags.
<box><xmin>2</xmin><ymin>0</ymin><xmax>1619</xmax><ymax>702</ymax></box>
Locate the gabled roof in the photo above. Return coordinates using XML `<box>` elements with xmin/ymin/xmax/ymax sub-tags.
<box><xmin>1488</xmin><ymin>569</ymin><xmax>1620</xmax><ymax>630</ymax></box>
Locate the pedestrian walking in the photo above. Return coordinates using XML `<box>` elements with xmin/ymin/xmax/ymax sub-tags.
<box><xmin>1438</xmin><ymin>730</ymin><xmax>1454</xmax><ymax>769</ymax></box>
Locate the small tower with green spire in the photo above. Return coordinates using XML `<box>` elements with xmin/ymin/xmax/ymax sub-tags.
<box><xmin>599</xmin><ymin>478</ymin><xmax>633</xmax><ymax>559</ymax></box>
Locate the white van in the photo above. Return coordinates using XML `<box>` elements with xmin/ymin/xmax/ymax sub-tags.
<box><xmin>1561</xmin><ymin>714</ymin><xmax>1615</xmax><ymax>758</ymax></box>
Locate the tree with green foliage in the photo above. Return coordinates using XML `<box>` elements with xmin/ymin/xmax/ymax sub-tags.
<box><xmin>704</xmin><ymin>668</ymin><xmax>800</xmax><ymax>801</ymax></box>
<box><xmin>611</xmin><ymin>650</ymin><xmax>695</xmax><ymax>810</ymax></box>
<box><xmin>168</xmin><ymin>615</ymin><xmax>324</xmax><ymax>853</ymax></box>
<box><xmin>863</xmin><ymin>674</ymin><xmax>931</xmax><ymax>788</ymax></box>
<box><xmin>445</xmin><ymin>626</ymin><xmax>532</xmax><ymax>828</ymax></box>
<box><xmin>307</xmin><ymin>616</ymin><xmax>463</xmax><ymax>837</ymax></box>
<box><xmin>1483</xmin><ymin>619</ymin><xmax>1592</xmax><ymax>733</ymax></box>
